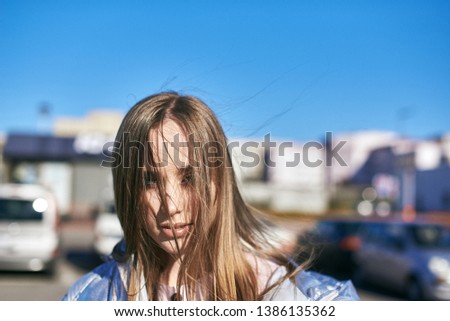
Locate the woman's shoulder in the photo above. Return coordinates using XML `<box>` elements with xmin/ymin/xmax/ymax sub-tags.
<box><xmin>61</xmin><ymin>259</ymin><xmax>129</xmax><ymax>301</ymax></box>
<box><xmin>246</xmin><ymin>254</ymin><xmax>359</xmax><ymax>301</ymax></box>
<box><xmin>245</xmin><ymin>253</ymin><xmax>281</xmax><ymax>280</ymax></box>
<box><xmin>295</xmin><ymin>270</ymin><xmax>359</xmax><ymax>300</ymax></box>
<box><xmin>245</xmin><ymin>254</ymin><xmax>304</xmax><ymax>299</ymax></box>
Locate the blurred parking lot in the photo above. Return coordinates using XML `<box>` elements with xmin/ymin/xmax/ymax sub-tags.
<box><xmin>291</xmin><ymin>215</ymin><xmax>450</xmax><ymax>301</ymax></box>
<box><xmin>0</xmin><ymin>217</ymin><xmax>406</xmax><ymax>301</ymax></box>
<box><xmin>0</xmin><ymin>220</ymin><xmax>101</xmax><ymax>300</ymax></box>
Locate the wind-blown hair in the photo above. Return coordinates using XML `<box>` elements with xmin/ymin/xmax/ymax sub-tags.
<box><xmin>112</xmin><ymin>92</ymin><xmax>299</xmax><ymax>300</ymax></box>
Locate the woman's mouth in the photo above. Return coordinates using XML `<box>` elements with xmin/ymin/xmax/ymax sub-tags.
<box><xmin>159</xmin><ymin>222</ymin><xmax>192</xmax><ymax>238</ymax></box>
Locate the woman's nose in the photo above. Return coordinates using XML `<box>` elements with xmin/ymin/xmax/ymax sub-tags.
<box><xmin>165</xmin><ymin>184</ymin><xmax>181</xmax><ymax>215</ymax></box>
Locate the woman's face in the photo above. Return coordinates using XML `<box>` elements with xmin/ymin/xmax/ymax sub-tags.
<box><xmin>145</xmin><ymin>120</ymin><xmax>195</xmax><ymax>258</ymax></box>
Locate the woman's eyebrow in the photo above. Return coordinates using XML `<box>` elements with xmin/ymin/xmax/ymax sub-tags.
<box><xmin>177</xmin><ymin>165</ymin><xmax>193</xmax><ymax>175</ymax></box>
<box><xmin>143</xmin><ymin>169</ymin><xmax>157</xmax><ymax>175</ymax></box>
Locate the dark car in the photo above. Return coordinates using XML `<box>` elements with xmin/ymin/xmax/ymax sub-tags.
<box><xmin>296</xmin><ymin>219</ymin><xmax>362</xmax><ymax>279</ymax></box>
<box><xmin>354</xmin><ymin>221</ymin><xmax>450</xmax><ymax>300</ymax></box>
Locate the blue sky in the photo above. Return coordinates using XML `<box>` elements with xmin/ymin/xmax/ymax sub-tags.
<box><xmin>1</xmin><ymin>0</ymin><xmax>449</xmax><ymax>141</ymax></box>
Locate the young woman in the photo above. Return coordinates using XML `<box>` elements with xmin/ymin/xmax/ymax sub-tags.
<box><xmin>62</xmin><ymin>92</ymin><xmax>358</xmax><ymax>301</ymax></box>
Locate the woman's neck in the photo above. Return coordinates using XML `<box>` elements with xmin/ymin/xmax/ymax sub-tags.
<box><xmin>160</xmin><ymin>258</ymin><xmax>182</xmax><ymax>287</ymax></box>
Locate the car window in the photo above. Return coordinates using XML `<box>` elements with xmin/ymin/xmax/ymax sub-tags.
<box><xmin>315</xmin><ymin>221</ymin><xmax>361</xmax><ymax>239</ymax></box>
<box><xmin>316</xmin><ymin>222</ymin><xmax>336</xmax><ymax>236</ymax></box>
<box><xmin>360</xmin><ymin>224</ymin><xmax>383</xmax><ymax>244</ymax></box>
<box><xmin>0</xmin><ymin>198</ymin><xmax>44</xmax><ymax>221</ymax></box>
<box><xmin>360</xmin><ymin>223</ymin><xmax>405</xmax><ymax>249</ymax></box>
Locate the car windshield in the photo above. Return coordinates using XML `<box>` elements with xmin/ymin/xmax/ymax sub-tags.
<box><xmin>411</xmin><ymin>225</ymin><xmax>450</xmax><ymax>248</ymax></box>
<box><xmin>316</xmin><ymin>221</ymin><xmax>360</xmax><ymax>236</ymax></box>
<box><xmin>0</xmin><ymin>198</ymin><xmax>44</xmax><ymax>221</ymax></box>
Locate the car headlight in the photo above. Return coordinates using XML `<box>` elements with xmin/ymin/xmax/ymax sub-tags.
<box><xmin>428</xmin><ymin>256</ymin><xmax>450</xmax><ymax>283</ymax></box>
<box><xmin>32</xmin><ymin>197</ymin><xmax>48</xmax><ymax>213</ymax></box>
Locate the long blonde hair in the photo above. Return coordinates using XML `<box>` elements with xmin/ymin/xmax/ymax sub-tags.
<box><xmin>112</xmin><ymin>92</ymin><xmax>300</xmax><ymax>300</ymax></box>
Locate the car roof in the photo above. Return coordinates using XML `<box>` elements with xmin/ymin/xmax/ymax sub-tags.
<box><xmin>0</xmin><ymin>184</ymin><xmax>53</xmax><ymax>200</ymax></box>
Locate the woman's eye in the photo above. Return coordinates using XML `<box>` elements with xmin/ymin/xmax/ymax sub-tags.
<box><xmin>144</xmin><ymin>173</ymin><xmax>158</xmax><ymax>188</ymax></box>
<box><xmin>181</xmin><ymin>174</ymin><xmax>194</xmax><ymax>185</ymax></box>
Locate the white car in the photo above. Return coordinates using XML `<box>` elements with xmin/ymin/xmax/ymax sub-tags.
<box><xmin>0</xmin><ymin>184</ymin><xmax>59</xmax><ymax>272</ymax></box>
<box><xmin>94</xmin><ymin>204</ymin><xmax>123</xmax><ymax>258</ymax></box>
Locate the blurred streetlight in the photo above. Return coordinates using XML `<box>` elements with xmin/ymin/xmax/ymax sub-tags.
<box><xmin>396</xmin><ymin>106</ymin><xmax>416</xmax><ymax>220</ymax></box>
<box><xmin>37</xmin><ymin>102</ymin><xmax>52</xmax><ymax>134</ymax></box>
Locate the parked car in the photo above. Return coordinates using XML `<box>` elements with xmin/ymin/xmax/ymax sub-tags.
<box><xmin>93</xmin><ymin>202</ymin><xmax>123</xmax><ymax>258</ymax></box>
<box><xmin>296</xmin><ymin>219</ymin><xmax>362</xmax><ymax>279</ymax></box>
<box><xmin>354</xmin><ymin>221</ymin><xmax>450</xmax><ymax>300</ymax></box>
<box><xmin>0</xmin><ymin>184</ymin><xmax>59</xmax><ymax>273</ymax></box>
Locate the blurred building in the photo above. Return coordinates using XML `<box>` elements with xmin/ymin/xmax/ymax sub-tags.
<box><xmin>2</xmin><ymin>109</ymin><xmax>448</xmax><ymax>219</ymax></box>
<box><xmin>53</xmin><ymin>110</ymin><xmax>123</xmax><ymax>138</ymax></box>
<box><xmin>230</xmin><ymin>130</ymin><xmax>450</xmax><ymax>216</ymax></box>
<box><xmin>325</xmin><ymin>131</ymin><xmax>400</xmax><ymax>215</ymax></box>
<box><xmin>326</xmin><ymin>131</ymin><xmax>399</xmax><ymax>186</ymax></box>
<box><xmin>415</xmin><ymin>135</ymin><xmax>450</xmax><ymax>213</ymax></box>
<box><xmin>1</xmin><ymin>110</ymin><xmax>123</xmax><ymax>219</ymax></box>
<box><xmin>231</xmin><ymin>137</ymin><xmax>328</xmax><ymax>214</ymax></box>
<box><xmin>416</xmin><ymin>164</ymin><xmax>450</xmax><ymax>213</ymax></box>
<box><xmin>328</xmin><ymin>131</ymin><xmax>450</xmax><ymax>217</ymax></box>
